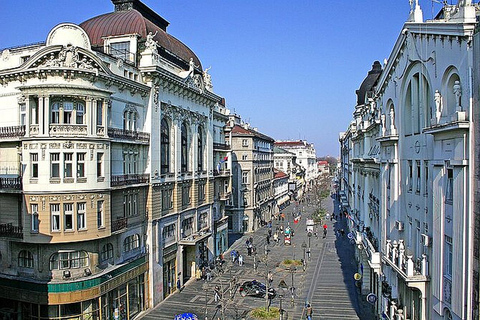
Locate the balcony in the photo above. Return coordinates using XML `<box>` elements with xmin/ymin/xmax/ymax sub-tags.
<box><xmin>111</xmin><ymin>174</ymin><xmax>149</xmax><ymax>187</ymax></box>
<box><xmin>111</xmin><ymin>217</ymin><xmax>128</xmax><ymax>232</ymax></box>
<box><xmin>49</xmin><ymin>124</ymin><xmax>87</xmax><ymax>136</ymax></box>
<box><xmin>0</xmin><ymin>125</ymin><xmax>25</xmax><ymax>139</ymax></box>
<box><xmin>213</xmin><ymin>143</ymin><xmax>229</xmax><ymax>151</ymax></box>
<box><xmin>360</xmin><ymin>230</ymin><xmax>380</xmax><ymax>268</ymax></box>
<box><xmin>383</xmin><ymin>239</ymin><xmax>429</xmax><ymax>284</ymax></box>
<box><xmin>0</xmin><ymin>177</ymin><xmax>22</xmax><ymax>191</ymax></box>
<box><xmin>213</xmin><ymin>169</ymin><xmax>230</xmax><ymax>177</ymax></box>
<box><xmin>108</xmin><ymin>128</ymin><xmax>150</xmax><ymax>144</ymax></box>
<box><xmin>0</xmin><ymin>223</ymin><xmax>23</xmax><ymax>239</ymax></box>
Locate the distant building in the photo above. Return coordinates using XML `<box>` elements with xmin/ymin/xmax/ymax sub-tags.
<box><xmin>274</xmin><ymin>140</ymin><xmax>318</xmax><ymax>189</ymax></box>
<box><xmin>273</xmin><ymin>169</ymin><xmax>290</xmax><ymax>216</ymax></box>
<box><xmin>225</xmin><ymin>115</ymin><xmax>275</xmax><ymax>232</ymax></box>
<box><xmin>317</xmin><ymin>160</ymin><xmax>330</xmax><ymax>175</ymax></box>
<box><xmin>273</xmin><ymin>146</ymin><xmax>304</xmax><ymax>200</ymax></box>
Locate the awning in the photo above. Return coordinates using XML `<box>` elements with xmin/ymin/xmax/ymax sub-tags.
<box><xmin>179</xmin><ymin>232</ymin><xmax>211</xmax><ymax>245</ymax></box>
<box><xmin>277</xmin><ymin>195</ymin><xmax>290</xmax><ymax>206</ymax></box>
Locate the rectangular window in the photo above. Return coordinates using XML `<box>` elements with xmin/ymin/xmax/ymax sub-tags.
<box><xmin>76</xmin><ymin>103</ymin><xmax>85</xmax><ymax>124</ymax></box>
<box><xmin>77</xmin><ymin>202</ymin><xmax>86</xmax><ymax>230</ymax></box>
<box><xmin>64</xmin><ymin>153</ymin><xmax>73</xmax><ymax>178</ymax></box>
<box><xmin>97</xmin><ymin>153</ymin><xmax>103</xmax><ymax>177</ymax></box>
<box><xmin>198</xmin><ymin>183</ymin><xmax>205</xmax><ymax>203</ymax></box>
<box><xmin>416</xmin><ymin>161</ymin><xmax>421</xmax><ymax>194</ymax></box>
<box><xmin>242</xmin><ymin>171</ymin><xmax>248</xmax><ymax>184</ymax></box>
<box><xmin>424</xmin><ymin>162</ymin><xmax>429</xmax><ymax>196</ymax></box>
<box><xmin>124</xmin><ymin>195</ymin><xmax>129</xmax><ymax>217</ymax></box>
<box><xmin>97</xmin><ymin>101</ymin><xmax>103</xmax><ymax>126</ymax></box>
<box><xmin>133</xmin><ymin>193</ymin><xmax>138</xmax><ymax>216</ymax></box>
<box><xmin>182</xmin><ymin>185</ymin><xmax>191</xmax><ymax>206</ymax></box>
<box><xmin>51</xmin><ymin>153</ymin><xmax>60</xmax><ymax>178</ymax></box>
<box><xmin>31</xmin><ymin>204</ymin><xmax>39</xmax><ymax>232</ymax></box>
<box><xmin>446</xmin><ymin>168</ymin><xmax>453</xmax><ymax>203</ymax></box>
<box><xmin>445</xmin><ymin>235</ymin><xmax>453</xmax><ymax>277</ymax></box>
<box><xmin>110</xmin><ymin>41</ymin><xmax>130</xmax><ymax>60</ymax></box>
<box><xmin>31</xmin><ymin>153</ymin><xmax>38</xmax><ymax>178</ymax></box>
<box><xmin>64</xmin><ymin>203</ymin><xmax>73</xmax><ymax>230</ymax></box>
<box><xmin>77</xmin><ymin>153</ymin><xmax>85</xmax><ymax>178</ymax></box>
<box><xmin>51</xmin><ymin>204</ymin><xmax>60</xmax><ymax>231</ymax></box>
<box><xmin>242</xmin><ymin>139</ymin><xmax>248</xmax><ymax>147</ymax></box>
<box><xmin>20</xmin><ymin>104</ymin><xmax>26</xmax><ymax>126</ymax></box>
<box><xmin>63</xmin><ymin>102</ymin><xmax>73</xmax><ymax>124</ymax></box>
<box><xmin>407</xmin><ymin>160</ymin><xmax>413</xmax><ymax>192</ymax></box>
<box><xmin>161</xmin><ymin>189</ymin><xmax>173</xmax><ymax>211</ymax></box>
<box><xmin>97</xmin><ymin>200</ymin><xmax>104</xmax><ymax>228</ymax></box>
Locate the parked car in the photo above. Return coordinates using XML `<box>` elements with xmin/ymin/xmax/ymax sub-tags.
<box><xmin>239</xmin><ymin>280</ymin><xmax>276</xmax><ymax>298</ymax></box>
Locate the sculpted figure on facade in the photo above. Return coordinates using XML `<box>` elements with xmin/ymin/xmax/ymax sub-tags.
<box><xmin>453</xmin><ymin>80</ymin><xmax>462</xmax><ymax>111</ymax></box>
<box><xmin>203</xmin><ymin>67</ymin><xmax>213</xmax><ymax>91</ymax></box>
<box><xmin>58</xmin><ymin>44</ymin><xmax>79</xmax><ymax>68</ymax></box>
<box><xmin>145</xmin><ymin>31</ymin><xmax>158</xmax><ymax>52</ymax></box>
<box><xmin>434</xmin><ymin>89</ymin><xmax>442</xmax><ymax>124</ymax></box>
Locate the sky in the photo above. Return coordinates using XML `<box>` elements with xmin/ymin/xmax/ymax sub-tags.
<box><xmin>0</xmin><ymin>0</ymin><xmax>455</xmax><ymax>157</ymax></box>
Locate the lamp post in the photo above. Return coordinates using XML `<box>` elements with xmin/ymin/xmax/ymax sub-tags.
<box><xmin>307</xmin><ymin>232</ymin><xmax>312</xmax><ymax>261</ymax></box>
<box><xmin>290</xmin><ymin>266</ymin><xmax>296</xmax><ymax>306</ymax></box>
<box><xmin>302</xmin><ymin>241</ymin><xmax>307</xmax><ymax>263</ymax></box>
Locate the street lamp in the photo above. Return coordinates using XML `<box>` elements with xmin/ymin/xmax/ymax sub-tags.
<box><xmin>302</xmin><ymin>241</ymin><xmax>307</xmax><ymax>263</ymax></box>
<box><xmin>289</xmin><ymin>266</ymin><xmax>296</xmax><ymax>306</ymax></box>
<box><xmin>307</xmin><ymin>232</ymin><xmax>312</xmax><ymax>261</ymax></box>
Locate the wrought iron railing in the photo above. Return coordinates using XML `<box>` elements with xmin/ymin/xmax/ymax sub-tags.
<box><xmin>0</xmin><ymin>223</ymin><xmax>23</xmax><ymax>238</ymax></box>
<box><xmin>111</xmin><ymin>218</ymin><xmax>128</xmax><ymax>232</ymax></box>
<box><xmin>0</xmin><ymin>125</ymin><xmax>25</xmax><ymax>139</ymax></box>
<box><xmin>108</xmin><ymin>128</ymin><xmax>150</xmax><ymax>143</ymax></box>
<box><xmin>0</xmin><ymin>177</ymin><xmax>22</xmax><ymax>190</ymax></box>
<box><xmin>111</xmin><ymin>174</ymin><xmax>149</xmax><ymax>187</ymax></box>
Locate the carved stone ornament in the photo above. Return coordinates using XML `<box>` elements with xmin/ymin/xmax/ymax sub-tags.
<box><xmin>37</xmin><ymin>45</ymin><xmax>98</xmax><ymax>72</ymax></box>
<box><xmin>1</xmin><ymin>49</ymin><xmax>11</xmax><ymax>61</ymax></box>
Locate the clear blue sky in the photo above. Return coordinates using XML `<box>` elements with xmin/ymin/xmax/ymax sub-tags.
<box><xmin>1</xmin><ymin>0</ymin><xmax>452</xmax><ymax>157</ymax></box>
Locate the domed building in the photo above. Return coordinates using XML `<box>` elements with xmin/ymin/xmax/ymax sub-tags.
<box><xmin>0</xmin><ymin>0</ymin><xmax>230</xmax><ymax>318</ymax></box>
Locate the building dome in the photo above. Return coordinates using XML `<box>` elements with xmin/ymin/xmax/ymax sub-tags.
<box><xmin>356</xmin><ymin>61</ymin><xmax>382</xmax><ymax>106</ymax></box>
<box><xmin>80</xmin><ymin>0</ymin><xmax>202</xmax><ymax>71</ymax></box>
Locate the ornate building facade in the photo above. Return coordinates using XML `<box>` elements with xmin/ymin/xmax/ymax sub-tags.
<box><xmin>340</xmin><ymin>2</ymin><xmax>480</xmax><ymax>319</ymax></box>
<box><xmin>0</xmin><ymin>0</ymin><xmax>229</xmax><ymax>318</ymax></box>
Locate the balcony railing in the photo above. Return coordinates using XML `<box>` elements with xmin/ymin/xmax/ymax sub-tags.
<box><xmin>111</xmin><ymin>217</ymin><xmax>128</xmax><ymax>232</ymax></box>
<box><xmin>213</xmin><ymin>169</ymin><xmax>230</xmax><ymax>177</ymax></box>
<box><xmin>108</xmin><ymin>128</ymin><xmax>150</xmax><ymax>143</ymax></box>
<box><xmin>111</xmin><ymin>174</ymin><xmax>149</xmax><ymax>187</ymax></box>
<box><xmin>0</xmin><ymin>125</ymin><xmax>25</xmax><ymax>139</ymax></box>
<box><xmin>213</xmin><ymin>143</ymin><xmax>229</xmax><ymax>150</ymax></box>
<box><xmin>384</xmin><ymin>239</ymin><xmax>429</xmax><ymax>281</ymax></box>
<box><xmin>0</xmin><ymin>177</ymin><xmax>22</xmax><ymax>190</ymax></box>
<box><xmin>0</xmin><ymin>223</ymin><xmax>23</xmax><ymax>238</ymax></box>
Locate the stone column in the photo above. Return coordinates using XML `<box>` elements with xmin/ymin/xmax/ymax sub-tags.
<box><xmin>24</xmin><ymin>95</ymin><xmax>30</xmax><ymax>137</ymax></box>
<box><xmin>43</xmin><ymin>95</ymin><xmax>50</xmax><ymax>136</ymax></box>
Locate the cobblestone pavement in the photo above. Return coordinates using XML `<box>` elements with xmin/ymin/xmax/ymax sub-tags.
<box><xmin>139</xmin><ymin>189</ymin><xmax>376</xmax><ymax>320</ymax></box>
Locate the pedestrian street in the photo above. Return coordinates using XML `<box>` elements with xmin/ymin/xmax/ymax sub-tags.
<box><xmin>140</xmin><ymin>190</ymin><xmax>376</xmax><ymax>319</ymax></box>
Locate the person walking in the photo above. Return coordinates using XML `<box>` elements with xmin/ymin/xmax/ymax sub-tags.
<box><xmin>323</xmin><ymin>224</ymin><xmax>328</xmax><ymax>238</ymax></box>
<box><xmin>238</xmin><ymin>254</ymin><xmax>243</xmax><ymax>266</ymax></box>
<box><xmin>214</xmin><ymin>285</ymin><xmax>221</xmax><ymax>303</ymax></box>
<box><xmin>305</xmin><ymin>303</ymin><xmax>313</xmax><ymax>320</ymax></box>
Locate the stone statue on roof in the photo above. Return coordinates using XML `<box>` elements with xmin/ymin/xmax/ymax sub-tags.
<box><xmin>145</xmin><ymin>31</ymin><xmax>158</xmax><ymax>52</ymax></box>
<box><xmin>203</xmin><ymin>67</ymin><xmax>213</xmax><ymax>91</ymax></box>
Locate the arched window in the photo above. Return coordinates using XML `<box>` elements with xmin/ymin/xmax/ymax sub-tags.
<box><xmin>444</xmin><ymin>73</ymin><xmax>460</xmax><ymax>119</ymax></box>
<box><xmin>18</xmin><ymin>250</ymin><xmax>34</xmax><ymax>268</ymax></box>
<box><xmin>101</xmin><ymin>243</ymin><xmax>114</xmax><ymax>262</ymax></box>
<box><xmin>161</xmin><ymin>118</ymin><xmax>170</xmax><ymax>174</ymax></box>
<box><xmin>197</xmin><ymin>126</ymin><xmax>203</xmax><ymax>171</ymax></box>
<box><xmin>123</xmin><ymin>234</ymin><xmax>140</xmax><ymax>252</ymax></box>
<box><xmin>49</xmin><ymin>251</ymin><xmax>89</xmax><ymax>270</ymax></box>
<box><xmin>181</xmin><ymin>122</ymin><xmax>188</xmax><ymax>172</ymax></box>
<box><xmin>404</xmin><ymin>72</ymin><xmax>431</xmax><ymax>135</ymax></box>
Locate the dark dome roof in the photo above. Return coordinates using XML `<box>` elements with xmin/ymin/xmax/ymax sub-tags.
<box><xmin>80</xmin><ymin>5</ymin><xmax>202</xmax><ymax>70</ymax></box>
<box><xmin>356</xmin><ymin>61</ymin><xmax>382</xmax><ymax>105</ymax></box>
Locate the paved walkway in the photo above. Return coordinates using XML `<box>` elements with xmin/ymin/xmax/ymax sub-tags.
<box><xmin>139</xmin><ymin>189</ymin><xmax>376</xmax><ymax>320</ymax></box>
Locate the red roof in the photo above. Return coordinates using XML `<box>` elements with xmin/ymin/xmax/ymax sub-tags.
<box><xmin>274</xmin><ymin>169</ymin><xmax>288</xmax><ymax>179</ymax></box>
<box><xmin>318</xmin><ymin>161</ymin><xmax>328</xmax><ymax>165</ymax></box>
<box><xmin>80</xmin><ymin>8</ymin><xmax>202</xmax><ymax>69</ymax></box>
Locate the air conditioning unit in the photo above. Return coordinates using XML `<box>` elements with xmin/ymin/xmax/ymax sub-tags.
<box><xmin>421</xmin><ymin>234</ymin><xmax>431</xmax><ymax>247</ymax></box>
<box><xmin>394</xmin><ymin>220</ymin><xmax>404</xmax><ymax>231</ymax></box>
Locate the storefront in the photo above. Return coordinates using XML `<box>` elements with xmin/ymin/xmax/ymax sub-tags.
<box><xmin>214</xmin><ymin>217</ymin><xmax>229</xmax><ymax>256</ymax></box>
<box><xmin>162</xmin><ymin>244</ymin><xmax>178</xmax><ymax>299</ymax></box>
